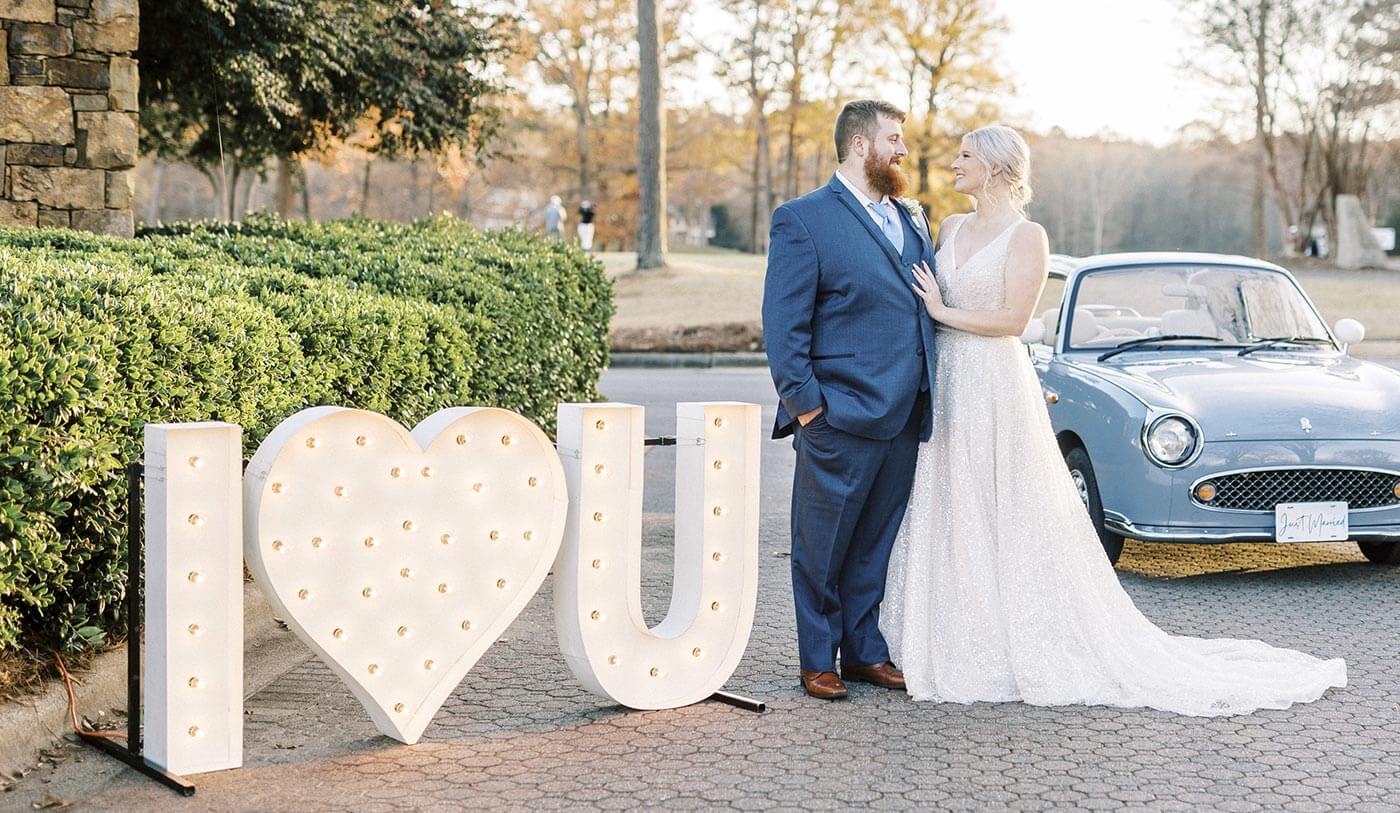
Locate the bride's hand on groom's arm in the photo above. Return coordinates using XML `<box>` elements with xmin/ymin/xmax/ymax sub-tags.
<box><xmin>911</xmin><ymin>262</ymin><xmax>948</xmax><ymax>320</ymax></box>
<box><xmin>911</xmin><ymin>225</ymin><xmax>1052</xmax><ymax>338</ymax></box>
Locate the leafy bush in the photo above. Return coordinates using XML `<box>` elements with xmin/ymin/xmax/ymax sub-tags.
<box><xmin>0</xmin><ymin>216</ymin><xmax>612</xmax><ymax>652</ymax></box>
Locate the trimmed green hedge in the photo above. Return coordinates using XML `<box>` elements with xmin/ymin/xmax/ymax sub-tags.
<box><xmin>0</xmin><ymin>216</ymin><xmax>612</xmax><ymax>652</ymax></box>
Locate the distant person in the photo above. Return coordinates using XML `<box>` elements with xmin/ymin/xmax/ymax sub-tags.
<box><xmin>577</xmin><ymin>200</ymin><xmax>597</xmax><ymax>252</ymax></box>
<box><xmin>544</xmin><ymin>195</ymin><xmax>567</xmax><ymax>240</ymax></box>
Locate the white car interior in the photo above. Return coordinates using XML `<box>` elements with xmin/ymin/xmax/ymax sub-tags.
<box><xmin>1028</xmin><ymin>265</ymin><xmax>1348</xmax><ymax>350</ymax></box>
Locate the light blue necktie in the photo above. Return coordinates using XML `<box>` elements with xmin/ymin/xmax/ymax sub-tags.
<box><xmin>872</xmin><ymin>201</ymin><xmax>904</xmax><ymax>254</ymax></box>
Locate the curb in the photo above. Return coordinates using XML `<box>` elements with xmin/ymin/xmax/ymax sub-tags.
<box><xmin>0</xmin><ymin>580</ymin><xmax>308</xmax><ymax>779</ymax></box>
<box><xmin>608</xmin><ymin>352</ymin><xmax>767</xmax><ymax>369</ymax></box>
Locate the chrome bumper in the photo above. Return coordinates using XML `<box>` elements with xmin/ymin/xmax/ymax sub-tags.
<box><xmin>1105</xmin><ymin>514</ymin><xmax>1400</xmax><ymax>543</ymax></box>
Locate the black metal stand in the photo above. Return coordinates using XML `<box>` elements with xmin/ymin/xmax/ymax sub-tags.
<box><xmin>707</xmin><ymin>690</ymin><xmax>767</xmax><ymax>714</ymax></box>
<box><xmin>76</xmin><ymin>461</ymin><xmax>196</xmax><ymax>797</ymax></box>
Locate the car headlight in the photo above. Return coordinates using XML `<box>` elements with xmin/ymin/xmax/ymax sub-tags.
<box><xmin>1144</xmin><ymin>414</ymin><xmax>1199</xmax><ymax>467</ymax></box>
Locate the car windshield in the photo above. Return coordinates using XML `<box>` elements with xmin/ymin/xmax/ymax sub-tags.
<box><xmin>1054</xmin><ymin>265</ymin><xmax>1332</xmax><ymax>351</ymax></box>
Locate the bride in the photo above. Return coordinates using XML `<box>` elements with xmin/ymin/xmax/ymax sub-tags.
<box><xmin>879</xmin><ymin>125</ymin><xmax>1346</xmax><ymax>716</ymax></box>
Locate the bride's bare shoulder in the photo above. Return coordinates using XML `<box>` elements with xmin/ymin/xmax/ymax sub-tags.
<box><xmin>1008</xmin><ymin>220</ymin><xmax>1051</xmax><ymax>276</ymax></box>
<box><xmin>934</xmin><ymin>213</ymin><xmax>970</xmax><ymax>249</ymax></box>
<box><xmin>1010</xmin><ymin>219</ymin><xmax>1049</xmax><ymax>246</ymax></box>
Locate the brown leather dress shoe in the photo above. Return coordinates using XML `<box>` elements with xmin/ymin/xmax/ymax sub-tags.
<box><xmin>799</xmin><ymin>670</ymin><xmax>849</xmax><ymax>700</ymax></box>
<box><xmin>841</xmin><ymin>661</ymin><xmax>906</xmax><ymax>690</ymax></box>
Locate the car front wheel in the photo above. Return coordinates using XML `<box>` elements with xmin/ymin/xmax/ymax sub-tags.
<box><xmin>1065</xmin><ymin>446</ymin><xmax>1126</xmax><ymax>566</ymax></box>
<box><xmin>1357</xmin><ymin>541</ymin><xmax>1400</xmax><ymax>565</ymax></box>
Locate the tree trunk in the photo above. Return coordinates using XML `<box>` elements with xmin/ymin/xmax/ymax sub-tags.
<box><xmin>240</xmin><ymin>169</ymin><xmax>258</xmax><ymax>217</ymax></box>
<box><xmin>1250</xmin><ymin>0</ymin><xmax>1271</xmax><ymax>257</ymax></box>
<box><xmin>203</xmin><ymin>167</ymin><xmax>221</xmax><ymax>220</ymax></box>
<box><xmin>410</xmin><ymin>160</ymin><xmax>421</xmax><ymax>221</ymax></box>
<box><xmin>147</xmin><ymin>160</ymin><xmax>166</xmax><ymax>225</ymax></box>
<box><xmin>1252</xmin><ymin>142</ymin><xmax>1267</xmax><ymax>256</ymax></box>
<box><xmin>359</xmin><ymin>158</ymin><xmax>373</xmax><ymax>216</ymax></box>
<box><xmin>783</xmin><ymin>50</ymin><xmax>803</xmax><ymax>201</ymax></box>
<box><xmin>276</xmin><ymin>157</ymin><xmax>296</xmax><ymax>218</ymax></box>
<box><xmin>635</xmin><ymin>0</ymin><xmax>669</xmax><ymax>269</ymax></box>
<box><xmin>784</xmin><ymin>109</ymin><xmax>799</xmax><ymax>201</ymax></box>
<box><xmin>299</xmin><ymin>162</ymin><xmax>312</xmax><ymax>222</ymax></box>
<box><xmin>918</xmin><ymin>84</ymin><xmax>940</xmax><ymax>197</ymax></box>
<box><xmin>227</xmin><ymin>164</ymin><xmax>241</xmax><ymax>222</ymax></box>
<box><xmin>750</xmin><ymin>112</ymin><xmax>771</xmax><ymax>254</ymax></box>
<box><xmin>574</xmin><ymin>100</ymin><xmax>593</xmax><ymax>201</ymax></box>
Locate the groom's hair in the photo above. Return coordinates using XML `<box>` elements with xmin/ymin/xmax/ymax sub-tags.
<box><xmin>834</xmin><ymin>100</ymin><xmax>906</xmax><ymax>163</ymax></box>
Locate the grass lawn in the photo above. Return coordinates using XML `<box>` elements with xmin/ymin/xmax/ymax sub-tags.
<box><xmin>606</xmin><ymin>248</ymin><xmax>1400</xmax><ymax>353</ymax></box>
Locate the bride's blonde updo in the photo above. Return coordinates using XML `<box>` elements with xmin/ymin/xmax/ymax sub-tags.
<box><xmin>963</xmin><ymin>124</ymin><xmax>1033</xmax><ymax>213</ymax></box>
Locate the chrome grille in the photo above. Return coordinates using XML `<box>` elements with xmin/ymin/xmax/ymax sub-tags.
<box><xmin>1199</xmin><ymin>468</ymin><xmax>1400</xmax><ymax>511</ymax></box>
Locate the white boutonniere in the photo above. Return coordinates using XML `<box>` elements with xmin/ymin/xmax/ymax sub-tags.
<box><xmin>897</xmin><ymin>197</ymin><xmax>925</xmax><ymax>221</ymax></box>
<box><xmin>898</xmin><ymin>197</ymin><xmax>930</xmax><ymax>236</ymax></box>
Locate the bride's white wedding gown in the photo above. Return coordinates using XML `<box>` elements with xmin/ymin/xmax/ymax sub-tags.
<box><xmin>880</xmin><ymin>215</ymin><xmax>1347</xmax><ymax>716</ymax></box>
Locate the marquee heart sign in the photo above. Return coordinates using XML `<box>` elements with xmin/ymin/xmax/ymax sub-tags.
<box><xmin>243</xmin><ymin>406</ymin><xmax>567</xmax><ymax>745</ymax></box>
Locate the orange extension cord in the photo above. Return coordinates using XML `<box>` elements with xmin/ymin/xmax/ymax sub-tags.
<box><xmin>53</xmin><ymin>651</ymin><xmax>126</xmax><ymax>741</ymax></box>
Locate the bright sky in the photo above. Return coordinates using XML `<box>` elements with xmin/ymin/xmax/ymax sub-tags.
<box><xmin>992</xmin><ymin>0</ymin><xmax>1220</xmax><ymax>144</ymax></box>
<box><xmin>678</xmin><ymin>0</ymin><xmax>1224</xmax><ymax>146</ymax></box>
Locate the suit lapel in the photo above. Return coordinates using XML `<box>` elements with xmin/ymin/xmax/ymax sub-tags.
<box><xmin>894</xmin><ymin>199</ymin><xmax>932</xmax><ymax>261</ymax></box>
<box><xmin>827</xmin><ymin>175</ymin><xmax>903</xmax><ymax>272</ymax></box>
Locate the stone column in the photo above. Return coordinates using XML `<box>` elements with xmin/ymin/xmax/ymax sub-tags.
<box><xmin>1</xmin><ymin>0</ymin><xmax>137</xmax><ymax>237</ymax></box>
<box><xmin>1333</xmin><ymin>194</ymin><xmax>1387</xmax><ymax>270</ymax></box>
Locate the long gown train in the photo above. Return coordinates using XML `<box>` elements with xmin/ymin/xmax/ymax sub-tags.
<box><xmin>880</xmin><ymin>216</ymin><xmax>1346</xmax><ymax>716</ymax></box>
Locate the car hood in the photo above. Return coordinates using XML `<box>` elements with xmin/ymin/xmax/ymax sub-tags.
<box><xmin>1075</xmin><ymin>351</ymin><xmax>1400</xmax><ymax>441</ymax></box>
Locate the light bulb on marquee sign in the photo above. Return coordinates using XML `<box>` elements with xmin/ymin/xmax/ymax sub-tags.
<box><xmin>243</xmin><ymin>406</ymin><xmax>568</xmax><ymax>745</ymax></box>
<box><xmin>144</xmin><ymin>423</ymin><xmax>244</xmax><ymax>776</ymax></box>
<box><xmin>554</xmin><ymin>403</ymin><xmax>760</xmax><ymax>709</ymax></box>
<box><xmin>141</xmin><ymin>400</ymin><xmax>760</xmax><ymax>761</ymax></box>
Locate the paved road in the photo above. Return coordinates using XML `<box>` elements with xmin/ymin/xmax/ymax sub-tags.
<box><xmin>11</xmin><ymin>368</ymin><xmax>1400</xmax><ymax>811</ymax></box>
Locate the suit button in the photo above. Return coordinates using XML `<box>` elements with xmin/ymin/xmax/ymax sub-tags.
<box><xmin>917</xmin><ymin>349</ymin><xmax>925</xmax><ymax>355</ymax></box>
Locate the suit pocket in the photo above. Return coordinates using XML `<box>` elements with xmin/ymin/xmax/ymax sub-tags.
<box><xmin>811</xmin><ymin>353</ymin><xmax>855</xmax><ymax>361</ymax></box>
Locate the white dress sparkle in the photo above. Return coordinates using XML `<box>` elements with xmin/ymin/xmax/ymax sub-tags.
<box><xmin>879</xmin><ymin>215</ymin><xmax>1347</xmax><ymax>716</ymax></box>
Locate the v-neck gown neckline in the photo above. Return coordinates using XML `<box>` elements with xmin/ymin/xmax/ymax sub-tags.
<box><xmin>948</xmin><ymin>215</ymin><xmax>1022</xmax><ymax>272</ymax></box>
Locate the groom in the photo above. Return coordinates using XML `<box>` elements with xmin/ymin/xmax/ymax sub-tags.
<box><xmin>762</xmin><ymin>100</ymin><xmax>937</xmax><ymax>700</ymax></box>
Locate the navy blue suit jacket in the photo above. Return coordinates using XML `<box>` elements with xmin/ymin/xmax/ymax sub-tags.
<box><xmin>762</xmin><ymin>174</ymin><xmax>938</xmax><ymax>441</ymax></box>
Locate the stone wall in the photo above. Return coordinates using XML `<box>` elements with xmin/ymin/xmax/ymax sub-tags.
<box><xmin>1</xmin><ymin>0</ymin><xmax>137</xmax><ymax>237</ymax></box>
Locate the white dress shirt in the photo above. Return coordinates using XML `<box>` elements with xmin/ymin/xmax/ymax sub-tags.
<box><xmin>834</xmin><ymin>170</ymin><xmax>895</xmax><ymax>228</ymax></box>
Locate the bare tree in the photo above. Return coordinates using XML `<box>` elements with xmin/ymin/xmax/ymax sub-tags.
<box><xmin>774</xmin><ymin>0</ymin><xmax>846</xmax><ymax>201</ymax></box>
<box><xmin>1314</xmin><ymin>0</ymin><xmax>1399</xmax><ymax>248</ymax></box>
<box><xmin>636</xmin><ymin>0</ymin><xmax>669</xmax><ymax>268</ymax></box>
<box><xmin>530</xmin><ymin>1</ymin><xmax>632</xmax><ymax>203</ymax></box>
<box><xmin>715</xmin><ymin>0</ymin><xmax>785</xmax><ymax>253</ymax></box>
<box><xmin>1084</xmin><ymin>138</ymin><xmax>1142</xmax><ymax>254</ymax></box>
<box><xmin>877</xmin><ymin>0</ymin><xmax>1007</xmax><ymax>198</ymax></box>
<box><xmin>1185</xmin><ymin>0</ymin><xmax>1315</xmax><ymax>255</ymax></box>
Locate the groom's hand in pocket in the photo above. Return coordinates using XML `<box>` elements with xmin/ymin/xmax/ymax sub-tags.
<box><xmin>797</xmin><ymin>406</ymin><xmax>824</xmax><ymax>427</ymax></box>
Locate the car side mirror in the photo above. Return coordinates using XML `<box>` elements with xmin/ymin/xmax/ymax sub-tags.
<box><xmin>1334</xmin><ymin>318</ymin><xmax>1365</xmax><ymax>348</ymax></box>
<box><xmin>1020</xmin><ymin>320</ymin><xmax>1046</xmax><ymax>345</ymax></box>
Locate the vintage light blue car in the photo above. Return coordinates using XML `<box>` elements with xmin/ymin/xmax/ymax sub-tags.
<box><xmin>1023</xmin><ymin>252</ymin><xmax>1400</xmax><ymax>566</ymax></box>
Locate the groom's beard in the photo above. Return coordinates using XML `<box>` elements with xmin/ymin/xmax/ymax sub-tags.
<box><xmin>865</xmin><ymin>150</ymin><xmax>909</xmax><ymax>199</ymax></box>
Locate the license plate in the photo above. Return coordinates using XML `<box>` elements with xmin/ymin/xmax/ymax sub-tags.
<box><xmin>1275</xmin><ymin>501</ymin><xmax>1349</xmax><ymax>542</ymax></box>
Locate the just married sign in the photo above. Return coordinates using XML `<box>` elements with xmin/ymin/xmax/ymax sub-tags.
<box><xmin>143</xmin><ymin>402</ymin><xmax>760</xmax><ymax>775</ymax></box>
